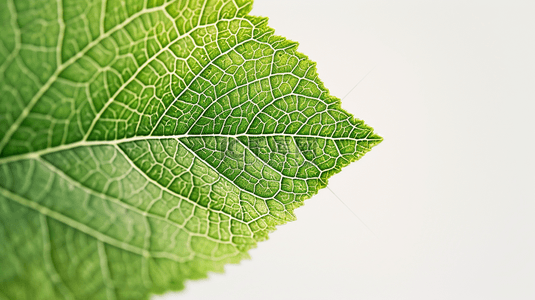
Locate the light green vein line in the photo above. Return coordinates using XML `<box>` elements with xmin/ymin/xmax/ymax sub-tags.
<box><xmin>0</xmin><ymin>134</ymin><xmax>378</xmax><ymax>168</ymax></box>
<box><xmin>0</xmin><ymin>0</ymin><xmax>21</xmax><ymax>77</ymax></box>
<box><xmin>112</xmin><ymin>143</ymin><xmax>242</xmax><ymax>222</ymax></box>
<box><xmin>150</xmin><ymin>22</ymin><xmax>258</xmax><ymax>135</ymax></box>
<box><xmin>0</xmin><ymin>5</ymin><xmax>167</xmax><ymax>153</ymax></box>
<box><xmin>0</xmin><ymin>186</ymin><xmax>186</xmax><ymax>262</ymax></box>
<box><xmin>176</xmin><ymin>138</ymin><xmax>272</xmax><ymax>201</ymax></box>
<box><xmin>97</xmin><ymin>241</ymin><xmax>117</xmax><ymax>300</ymax></box>
<box><xmin>39</xmin><ymin>215</ymin><xmax>75</xmax><ymax>300</ymax></box>
<box><xmin>36</xmin><ymin>157</ymin><xmax>189</xmax><ymax>231</ymax></box>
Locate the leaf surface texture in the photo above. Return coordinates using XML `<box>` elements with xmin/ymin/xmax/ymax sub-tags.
<box><xmin>0</xmin><ymin>0</ymin><xmax>381</xmax><ymax>299</ymax></box>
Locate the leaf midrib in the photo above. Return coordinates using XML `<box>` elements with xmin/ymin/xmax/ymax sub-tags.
<box><xmin>0</xmin><ymin>133</ymin><xmax>374</xmax><ymax>165</ymax></box>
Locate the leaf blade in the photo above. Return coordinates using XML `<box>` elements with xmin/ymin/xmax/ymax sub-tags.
<box><xmin>0</xmin><ymin>1</ymin><xmax>381</xmax><ymax>299</ymax></box>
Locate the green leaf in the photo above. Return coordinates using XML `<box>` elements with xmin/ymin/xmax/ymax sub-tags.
<box><xmin>0</xmin><ymin>0</ymin><xmax>381</xmax><ymax>299</ymax></box>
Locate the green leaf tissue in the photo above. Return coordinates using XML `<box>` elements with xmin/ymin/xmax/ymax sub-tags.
<box><xmin>0</xmin><ymin>0</ymin><xmax>381</xmax><ymax>299</ymax></box>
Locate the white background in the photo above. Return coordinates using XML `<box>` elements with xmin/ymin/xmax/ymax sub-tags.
<box><xmin>159</xmin><ymin>1</ymin><xmax>535</xmax><ymax>299</ymax></box>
